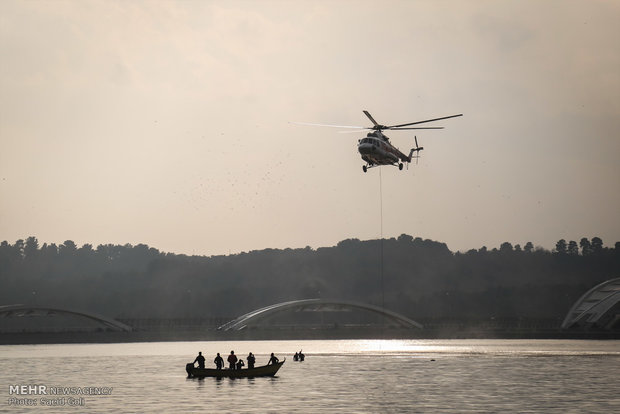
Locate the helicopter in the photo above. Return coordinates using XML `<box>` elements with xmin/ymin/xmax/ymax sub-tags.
<box><xmin>298</xmin><ymin>111</ymin><xmax>462</xmax><ymax>172</ymax></box>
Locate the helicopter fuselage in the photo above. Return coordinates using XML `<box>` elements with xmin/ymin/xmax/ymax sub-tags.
<box><xmin>358</xmin><ymin>131</ymin><xmax>409</xmax><ymax>168</ymax></box>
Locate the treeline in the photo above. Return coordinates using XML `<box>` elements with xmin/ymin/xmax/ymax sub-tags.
<box><xmin>1</xmin><ymin>235</ymin><xmax>619</xmax><ymax>321</ymax></box>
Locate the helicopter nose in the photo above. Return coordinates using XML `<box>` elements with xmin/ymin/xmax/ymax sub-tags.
<box><xmin>358</xmin><ymin>143</ymin><xmax>373</xmax><ymax>155</ymax></box>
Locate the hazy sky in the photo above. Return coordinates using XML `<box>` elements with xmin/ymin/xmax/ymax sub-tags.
<box><xmin>1</xmin><ymin>0</ymin><xmax>619</xmax><ymax>256</ymax></box>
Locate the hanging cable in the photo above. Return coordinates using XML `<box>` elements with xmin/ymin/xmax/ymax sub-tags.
<box><xmin>379</xmin><ymin>167</ymin><xmax>385</xmax><ymax>313</ymax></box>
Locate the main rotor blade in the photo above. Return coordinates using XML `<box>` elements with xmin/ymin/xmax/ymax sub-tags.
<box><xmin>389</xmin><ymin>114</ymin><xmax>463</xmax><ymax>128</ymax></box>
<box><xmin>362</xmin><ymin>110</ymin><xmax>380</xmax><ymax>126</ymax></box>
<box><xmin>391</xmin><ymin>127</ymin><xmax>444</xmax><ymax>130</ymax></box>
<box><xmin>293</xmin><ymin>121</ymin><xmax>365</xmax><ymax>129</ymax></box>
<box><xmin>338</xmin><ymin>129</ymin><xmax>370</xmax><ymax>134</ymax></box>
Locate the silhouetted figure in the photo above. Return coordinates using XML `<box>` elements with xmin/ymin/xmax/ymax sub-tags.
<box><xmin>194</xmin><ymin>351</ymin><xmax>206</xmax><ymax>369</ymax></box>
<box><xmin>268</xmin><ymin>353</ymin><xmax>279</xmax><ymax>365</ymax></box>
<box><xmin>293</xmin><ymin>352</ymin><xmax>299</xmax><ymax>361</ymax></box>
<box><xmin>298</xmin><ymin>350</ymin><xmax>305</xmax><ymax>361</ymax></box>
<box><xmin>228</xmin><ymin>351</ymin><xmax>238</xmax><ymax>370</ymax></box>
<box><xmin>236</xmin><ymin>359</ymin><xmax>245</xmax><ymax>370</ymax></box>
<box><xmin>247</xmin><ymin>352</ymin><xmax>256</xmax><ymax>369</ymax></box>
<box><xmin>214</xmin><ymin>353</ymin><xmax>224</xmax><ymax>370</ymax></box>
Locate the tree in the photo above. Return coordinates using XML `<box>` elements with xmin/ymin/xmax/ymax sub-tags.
<box><xmin>524</xmin><ymin>242</ymin><xmax>534</xmax><ymax>253</ymax></box>
<box><xmin>24</xmin><ymin>236</ymin><xmax>39</xmax><ymax>259</ymax></box>
<box><xmin>500</xmin><ymin>242</ymin><xmax>513</xmax><ymax>253</ymax></box>
<box><xmin>41</xmin><ymin>243</ymin><xmax>58</xmax><ymax>257</ymax></box>
<box><xmin>60</xmin><ymin>240</ymin><xmax>77</xmax><ymax>255</ymax></box>
<box><xmin>580</xmin><ymin>238</ymin><xmax>592</xmax><ymax>255</ymax></box>
<box><xmin>567</xmin><ymin>240</ymin><xmax>579</xmax><ymax>255</ymax></box>
<box><xmin>397</xmin><ymin>234</ymin><xmax>413</xmax><ymax>243</ymax></box>
<box><xmin>9</xmin><ymin>239</ymin><xmax>25</xmax><ymax>261</ymax></box>
<box><xmin>591</xmin><ymin>237</ymin><xmax>603</xmax><ymax>254</ymax></box>
<box><xmin>555</xmin><ymin>239</ymin><xmax>567</xmax><ymax>255</ymax></box>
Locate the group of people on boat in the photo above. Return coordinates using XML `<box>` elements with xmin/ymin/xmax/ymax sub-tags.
<box><xmin>293</xmin><ymin>350</ymin><xmax>305</xmax><ymax>361</ymax></box>
<box><xmin>193</xmin><ymin>351</ymin><xmax>279</xmax><ymax>370</ymax></box>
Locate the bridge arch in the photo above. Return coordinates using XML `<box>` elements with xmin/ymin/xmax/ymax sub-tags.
<box><xmin>0</xmin><ymin>304</ymin><xmax>132</xmax><ymax>332</ymax></box>
<box><xmin>218</xmin><ymin>299</ymin><xmax>423</xmax><ymax>331</ymax></box>
<box><xmin>561</xmin><ymin>278</ymin><xmax>620</xmax><ymax>330</ymax></box>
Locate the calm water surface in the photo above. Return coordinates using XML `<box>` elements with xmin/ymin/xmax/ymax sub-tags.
<box><xmin>1</xmin><ymin>339</ymin><xmax>619</xmax><ymax>413</ymax></box>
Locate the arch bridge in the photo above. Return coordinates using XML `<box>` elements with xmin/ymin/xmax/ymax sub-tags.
<box><xmin>0</xmin><ymin>304</ymin><xmax>132</xmax><ymax>332</ymax></box>
<box><xmin>218</xmin><ymin>299</ymin><xmax>423</xmax><ymax>331</ymax></box>
<box><xmin>562</xmin><ymin>278</ymin><xmax>620</xmax><ymax>331</ymax></box>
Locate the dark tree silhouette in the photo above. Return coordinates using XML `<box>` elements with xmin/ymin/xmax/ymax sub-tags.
<box><xmin>555</xmin><ymin>239</ymin><xmax>567</xmax><ymax>254</ymax></box>
<box><xmin>567</xmin><ymin>241</ymin><xmax>579</xmax><ymax>255</ymax></box>
<box><xmin>1</xmin><ymin>235</ymin><xmax>618</xmax><ymax>322</ymax></box>
<box><xmin>500</xmin><ymin>242</ymin><xmax>513</xmax><ymax>253</ymax></box>
<box><xmin>580</xmin><ymin>238</ymin><xmax>592</xmax><ymax>255</ymax></box>
<box><xmin>524</xmin><ymin>242</ymin><xmax>534</xmax><ymax>253</ymax></box>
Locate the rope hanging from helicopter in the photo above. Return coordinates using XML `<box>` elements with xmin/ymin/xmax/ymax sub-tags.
<box><xmin>379</xmin><ymin>167</ymin><xmax>385</xmax><ymax>315</ymax></box>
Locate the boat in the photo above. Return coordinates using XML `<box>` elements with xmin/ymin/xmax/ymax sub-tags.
<box><xmin>186</xmin><ymin>359</ymin><xmax>285</xmax><ymax>378</ymax></box>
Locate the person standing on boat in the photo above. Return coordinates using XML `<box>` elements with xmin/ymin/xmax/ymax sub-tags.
<box><xmin>214</xmin><ymin>353</ymin><xmax>224</xmax><ymax>370</ymax></box>
<box><xmin>227</xmin><ymin>351</ymin><xmax>238</xmax><ymax>370</ymax></box>
<box><xmin>236</xmin><ymin>359</ymin><xmax>245</xmax><ymax>370</ymax></box>
<box><xmin>194</xmin><ymin>351</ymin><xmax>206</xmax><ymax>369</ymax></box>
<box><xmin>267</xmin><ymin>353</ymin><xmax>279</xmax><ymax>365</ymax></box>
<box><xmin>247</xmin><ymin>352</ymin><xmax>256</xmax><ymax>369</ymax></box>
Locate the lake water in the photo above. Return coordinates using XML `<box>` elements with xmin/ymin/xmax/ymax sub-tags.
<box><xmin>1</xmin><ymin>339</ymin><xmax>619</xmax><ymax>413</ymax></box>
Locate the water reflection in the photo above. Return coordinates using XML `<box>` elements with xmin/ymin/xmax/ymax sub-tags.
<box><xmin>2</xmin><ymin>339</ymin><xmax>619</xmax><ymax>359</ymax></box>
<box><xmin>1</xmin><ymin>340</ymin><xmax>618</xmax><ymax>413</ymax></box>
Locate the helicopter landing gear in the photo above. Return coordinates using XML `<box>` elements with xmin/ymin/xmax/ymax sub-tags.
<box><xmin>398</xmin><ymin>163</ymin><xmax>403</xmax><ymax>170</ymax></box>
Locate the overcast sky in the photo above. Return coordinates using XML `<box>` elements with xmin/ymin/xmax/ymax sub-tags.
<box><xmin>1</xmin><ymin>0</ymin><xmax>619</xmax><ymax>256</ymax></box>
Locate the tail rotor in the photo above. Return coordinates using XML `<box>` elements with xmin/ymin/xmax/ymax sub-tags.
<box><xmin>407</xmin><ymin>136</ymin><xmax>424</xmax><ymax>166</ymax></box>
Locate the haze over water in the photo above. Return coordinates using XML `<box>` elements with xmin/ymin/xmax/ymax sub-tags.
<box><xmin>1</xmin><ymin>339</ymin><xmax>619</xmax><ymax>413</ymax></box>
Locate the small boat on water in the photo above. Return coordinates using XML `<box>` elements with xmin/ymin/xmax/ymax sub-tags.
<box><xmin>186</xmin><ymin>360</ymin><xmax>285</xmax><ymax>378</ymax></box>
